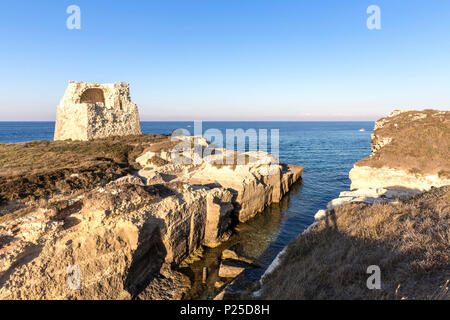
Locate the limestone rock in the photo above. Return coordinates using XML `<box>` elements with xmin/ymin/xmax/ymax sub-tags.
<box><xmin>137</xmin><ymin>169</ymin><xmax>166</xmax><ymax>185</ymax></box>
<box><xmin>54</xmin><ymin>81</ymin><xmax>141</xmax><ymax>141</ymax></box>
<box><xmin>353</xmin><ymin>109</ymin><xmax>449</xmax><ymax>191</ymax></box>
<box><xmin>136</xmin><ymin>141</ymin><xmax>304</xmax><ymax>223</ymax></box>
<box><xmin>213</xmin><ymin>276</ymin><xmax>248</xmax><ymax>300</ymax></box>
<box><xmin>314</xmin><ymin>209</ymin><xmax>327</xmax><ymax>221</ymax></box>
<box><xmin>188</xmin><ymin>159</ymin><xmax>304</xmax><ymax>222</ymax></box>
<box><xmin>349</xmin><ymin>166</ymin><xmax>450</xmax><ymax>191</ymax></box>
<box><xmin>214</xmin><ymin>281</ymin><xmax>225</xmax><ymax>289</ymax></box>
<box><xmin>0</xmin><ymin>181</ymin><xmax>234</xmax><ymax>299</ymax></box>
<box><xmin>327</xmin><ymin>195</ymin><xmax>386</xmax><ymax>210</ymax></box>
<box><xmin>135</xmin><ymin>266</ymin><xmax>191</xmax><ymax>300</ymax></box>
<box><xmin>204</xmin><ymin>190</ymin><xmax>234</xmax><ymax>247</ymax></box>
<box><xmin>218</xmin><ymin>261</ymin><xmax>246</xmax><ymax>278</ymax></box>
<box><xmin>315</xmin><ymin>110</ymin><xmax>450</xmax><ymax>213</ymax></box>
<box><xmin>213</xmin><ymin>290</ymin><xmax>225</xmax><ymax>300</ymax></box>
<box><xmin>222</xmin><ymin>249</ymin><xmax>243</xmax><ymax>261</ymax></box>
<box><xmin>0</xmin><ymin>132</ymin><xmax>303</xmax><ymax>300</ymax></box>
<box><xmin>221</xmin><ymin>249</ymin><xmax>257</xmax><ymax>266</ymax></box>
<box><xmin>323</xmin><ymin>187</ymin><xmax>425</xmax><ymax>211</ymax></box>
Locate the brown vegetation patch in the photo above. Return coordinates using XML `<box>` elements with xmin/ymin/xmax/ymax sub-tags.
<box><xmin>260</xmin><ymin>186</ymin><xmax>450</xmax><ymax>300</ymax></box>
<box><xmin>0</xmin><ymin>134</ymin><xmax>170</xmax><ymax>213</ymax></box>
<box><xmin>439</xmin><ymin>170</ymin><xmax>450</xmax><ymax>179</ymax></box>
<box><xmin>145</xmin><ymin>140</ymin><xmax>180</xmax><ymax>153</ymax></box>
<box><xmin>0</xmin><ymin>162</ymin><xmax>128</xmax><ymax>203</ymax></box>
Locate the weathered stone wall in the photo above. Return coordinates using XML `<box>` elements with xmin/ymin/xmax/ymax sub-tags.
<box><xmin>54</xmin><ymin>81</ymin><xmax>141</xmax><ymax>141</ymax></box>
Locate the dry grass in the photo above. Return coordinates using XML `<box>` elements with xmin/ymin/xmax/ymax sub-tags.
<box><xmin>0</xmin><ymin>134</ymin><xmax>169</xmax><ymax>207</ymax></box>
<box><xmin>260</xmin><ymin>186</ymin><xmax>450</xmax><ymax>300</ymax></box>
<box><xmin>145</xmin><ymin>140</ymin><xmax>180</xmax><ymax>153</ymax></box>
<box><xmin>358</xmin><ymin>110</ymin><xmax>450</xmax><ymax>175</ymax></box>
<box><xmin>0</xmin><ymin>134</ymin><xmax>169</xmax><ymax>177</ymax></box>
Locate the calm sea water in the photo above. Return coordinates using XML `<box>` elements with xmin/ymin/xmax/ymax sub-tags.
<box><xmin>0</xmin><ymin>121</ymin><xmax>373</xmax><ymax>297</ymax></box>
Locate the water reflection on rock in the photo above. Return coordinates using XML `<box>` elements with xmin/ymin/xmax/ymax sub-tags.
<box><xmin>181</xmin><ymin>180</ymin><xmax>302</xmax><ymax>300</ymax></box>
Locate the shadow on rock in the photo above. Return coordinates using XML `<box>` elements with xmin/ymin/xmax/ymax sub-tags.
<box><xmin>124</xmin><ymin>219</ymin><xmax>167</xmax><ymax>298</ymax></box>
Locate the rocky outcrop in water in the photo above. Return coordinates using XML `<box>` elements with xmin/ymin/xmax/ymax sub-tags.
<box><xmin>256</xmin><ymin>109</ymin><xmax>449</xmax><ymax>300</ymax></box>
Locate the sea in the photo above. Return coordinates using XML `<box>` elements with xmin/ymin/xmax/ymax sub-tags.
<box><xmin>0</xmin><ymin>121</ymin><xmax>373</xmax><ymax>298</ymax></box>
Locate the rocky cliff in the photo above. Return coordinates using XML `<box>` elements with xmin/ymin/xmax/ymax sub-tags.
<box><xmin>255</xmin><ymin>109</ymin><xmax>449</xmax><ymax>300</ymax></box>
<box><xmin>0</xmin><ymin>134</ymin><xmax>302</xmax><ymax>299</ymax></box>
<box><xmin>318</xmin><ymin>110</ymin><xmax>449</xmax><ymax>212</ymax></box>
<box><xmin>350</xmin><ymin>109</ymin><xmax>449</xmax><ymax>191</ymax></box>
<box><xmin>257</xmin><ymin>185</ymin><xmax>450</xmax><ymax>300</ymax></box>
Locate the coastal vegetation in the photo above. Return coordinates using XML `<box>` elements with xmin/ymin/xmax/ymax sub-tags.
<box><xmin>259</xmin><ymin>186</ymin><xmax>450</xmax><ymax>300</ymax></box>
<box><xmin>357</xmin><ymin>110</ymin><xmax>449</xmax><ymax>175</ymax></box>
<box><xmin>256</xmin><ymin>110</ymin><xmax>449</xmax><ymax>300</ymax></box>
<box><xmin>0</xmin><ymin>134</ymin><xmax>169</xmax><ymax>207</ymax></box>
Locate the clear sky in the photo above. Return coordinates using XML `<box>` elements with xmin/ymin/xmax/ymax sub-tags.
<box><xmin>0</xmin><ymin>0</ymin><xmax>449</xmax><ymax>121</ymax></box>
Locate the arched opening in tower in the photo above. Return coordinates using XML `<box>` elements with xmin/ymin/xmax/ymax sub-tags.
<box><xmin>80</xmin><ymin>88</ymin><xmax>105</xmax><ymax>105</ymax></box>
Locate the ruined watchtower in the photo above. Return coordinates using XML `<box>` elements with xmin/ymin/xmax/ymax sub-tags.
<box><xmin>54</xmin><ymin>81</ymin><xmax>141</xmax><ymax>141</ymax></box>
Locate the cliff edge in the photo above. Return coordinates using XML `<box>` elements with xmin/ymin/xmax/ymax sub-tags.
<box><xmin>350</xmin><ymin>109</ymin><xmax>449</xmax><ymax>191</ymax></box>
<box><xmin>0</xmin><ymin>134</ymin><xmax>302</xmax><ymax>299</ymax></box>
<box><xmin>255</xmin><ymin>109</ymin><xmax>449</xmax><ymax>300</ymax></box>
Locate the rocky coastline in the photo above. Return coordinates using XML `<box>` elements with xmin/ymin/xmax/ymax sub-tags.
<box><xmin>255</xmin><ymin>109</ymin><xmax>449</xmax><ymax>300</ymax></box>
<box><xmin>0</xmin><ymin>134</ymin><xmax>303</xmax><ymax>299</ymax></box>
<box><xmin>316</xmin><ymin>109</ymin><xmax>449</xmax><ymax>218</ymax></box>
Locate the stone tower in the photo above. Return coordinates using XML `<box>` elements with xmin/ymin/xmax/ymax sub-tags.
<box><xmin>54</xmin><ymin>81</ymin><xmax>141</xmax><ymax>141</ymax></box>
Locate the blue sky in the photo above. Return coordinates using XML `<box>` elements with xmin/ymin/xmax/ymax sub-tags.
<box><xmin>0</xmin><ymin>0</ymin><xmax>449</xmax><ymax>121</ymax></box>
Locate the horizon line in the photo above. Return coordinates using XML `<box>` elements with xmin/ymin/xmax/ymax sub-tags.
<box><xmin>0</xmin><ymin>119</ymin><xmax>377</xmax><ymax>123</ymax></box>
